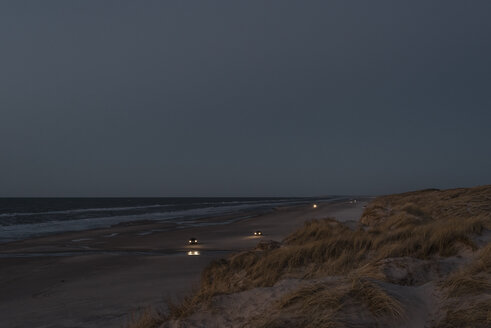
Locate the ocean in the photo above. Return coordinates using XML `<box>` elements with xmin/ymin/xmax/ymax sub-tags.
<box><xmin>0</xmin><ymin>197</ymin><xmax>335</xmax><ymax>243</ymax></box>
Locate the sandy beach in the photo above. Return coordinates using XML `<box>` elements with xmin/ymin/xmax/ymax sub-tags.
<box><xmin>0</xmin><ymin>199</ymin><xmax>368</xmax><ymax>328</ymax></box>
<box><xmin>153</xmin><ymin>186</ymin><xmax>491</xmax><ymax>328</ymax></box>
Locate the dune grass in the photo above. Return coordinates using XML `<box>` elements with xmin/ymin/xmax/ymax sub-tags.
<box><xmin>433</xmin><ymin>299</ymin><xmax>491</xmax><ymax>328</ymax></box>
<box><xmin>251</xmin><ymin>277</ymin><xmax>404</xmax><ymax>328</ymax></box>
<box><xmin>166</xmin><ymin>212</ymin><xmax>489</xmax><ymax>320</ymax></box>
<box><xmin>360</xmin><ymin>185</ymin><xmax>491</xmax><ymax>228</ymax></box>
<box><xmin>124</xmin><ymin>308</ymin><xmax>163</xmax><ymax>328</ymax></box>
<box><xmin>130</xmin><ymin>185</ymin><xmax>491</xmax><ymax>326</ymax></box>
<box><xmin>442</xmin><ymin>243</ymin><xmax>491</xmax><ymax>298</ymax></box>
<box><xmin>432</xmin><ymin>243</ymin><xmax>491</xmax><ymax>327</ymax></box>
<box><xmin>208</xmin><ymin>213</ymin><xmax>486</xmax><ymax>289</ymax></box>
<box><xmin>280</xmin><ymin>277</ymin><xmax>404</xmax><ymax>318</ymax></box>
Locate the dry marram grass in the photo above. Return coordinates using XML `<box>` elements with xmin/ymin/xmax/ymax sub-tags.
<box><xmin>124</xmin><ymin>308</ymin><xmax>163</xmax><ymax>328</ymax></box>
<box><xmin>253</xmin><ymin>277</ymin><xmax>404</xmax><ymax>328</ymax></box>
<box><xmin>128</xmin><ymin>185</ymin><xmax>491</xmax><ymax>327</ymax></box>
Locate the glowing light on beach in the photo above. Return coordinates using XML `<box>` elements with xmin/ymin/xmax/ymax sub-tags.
<box><xmin>187</xmin><ymin>251</ymin><xmax>200</xmax><ymax>256</ymax></box>
<box><xmin>189</xmin><ymin>238</ymin><xmax>198</xmax><ymax>244</ymax></box>
<box><xmin>254</xmin><ymin>231</ymin><xmax>263</xmax><ymax>236</ymax></box>
<box><xmin>313</xmin><ymin>204</ymin><xmax>317</xmax><ymax>208</ymax></box>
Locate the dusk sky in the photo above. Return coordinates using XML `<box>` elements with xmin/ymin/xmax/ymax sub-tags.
<box><xmin>1</xmin><ymin>1</ymin><xmax>490</xmax><ymax>197</ymax></box>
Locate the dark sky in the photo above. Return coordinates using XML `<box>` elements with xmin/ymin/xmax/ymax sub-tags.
<box><xmin>1</xmin><ymin>1</ymin><xmax>490</xmax><ymax>197</ymax></box>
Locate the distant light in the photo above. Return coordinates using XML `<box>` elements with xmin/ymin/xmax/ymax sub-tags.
<box><xmin>313</xmin><ymin>204</ymin><xmax>317</xmax><ymax>208</ymax></box>
<box><xmin>254</xmin><ymin>231</ymin><xmax>263</xmax><ymax>236</ymax></box>
<box><xmin>187</xmin><ymin>251</ymin><xmax>200</xmax><ymax>256</ymax></box>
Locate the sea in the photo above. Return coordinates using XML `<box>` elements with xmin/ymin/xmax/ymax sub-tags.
<box><xmin>0</xmin><ymin>197</ymin><xmax>338</xmax><ymax>243</ymax></box>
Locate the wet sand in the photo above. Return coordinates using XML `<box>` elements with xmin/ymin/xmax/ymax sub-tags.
<box><xmin>0</xmin><ymin>199</ymin><xmax>368</xmax><ymax>328</ymax></box>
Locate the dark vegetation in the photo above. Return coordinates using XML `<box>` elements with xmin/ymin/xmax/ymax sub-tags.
<box><xmin>126</xmin><ymin>185</ymin><xmax>491</xmax><ymax>328</ymax></box>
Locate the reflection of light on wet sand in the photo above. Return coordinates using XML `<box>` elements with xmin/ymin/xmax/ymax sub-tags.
<box><xmin>187</xmin><ymin>251</ymin><xmax>200</xmax><ymax>256</ymax></box>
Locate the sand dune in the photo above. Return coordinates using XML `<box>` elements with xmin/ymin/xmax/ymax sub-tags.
<box><xmin>0</xmin><ymin>199</ymin><xmax>361</xmax><ymax>328</ymax></box>
<box><xmin>143</xmin><ymin>186</ymin><xmax>491</xmax><ymax>328</ymax></box>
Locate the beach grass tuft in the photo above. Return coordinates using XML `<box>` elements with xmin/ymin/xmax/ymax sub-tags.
<box><xmin>124</xmin><ymin>307</ymin><xmax>163</xmax><ymax>328</ymax></box>
<box><xmin>132</xmin><ymin>185</ymin><xmax>491</xmax><ymax>326</ymax></box>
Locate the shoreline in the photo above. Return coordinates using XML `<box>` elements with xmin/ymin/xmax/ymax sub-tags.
<box><xmin>0</xmin><ymin>197</ymin><xmax>346</xmax><ymax>245</ymax></box>
<box><xmin>0</xmin><ymin>198</ymin><xmax>368</xmax><ymax>328</ymax></box>
<box><xmin>0</xmin><ymin>197</ymin><xmax>356</xmax><ymax>254</ymax></box>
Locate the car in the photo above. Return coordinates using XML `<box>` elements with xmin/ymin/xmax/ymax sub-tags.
<box><xmin>187</xmin><ymin>250</ymin><xmax>200</xmax><ymax>256</ymax></box>
<box><xmin>189</xmin><ymin>237</ymin><xmax>198</xmax><ymax>245</ymax></box>
<box><xmin>254</xmin><ymin>231</ymin><xmax>263</xmax><ymax>236</ymax></box>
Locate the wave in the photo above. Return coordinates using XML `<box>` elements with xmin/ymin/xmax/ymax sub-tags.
<box><xmin>0</xmin><ymin>198</ymin><xmax>300</xmax><ymax>218</ymax></box>
<box><xmin>0</xmin><ymin>204</ymin><xmax>170</xmax><ymax>218</ymax></box>
<box><xmin>0</xmin><ymin>198</ymin><xmax>325</xmax><ymax>243</ymax></box>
